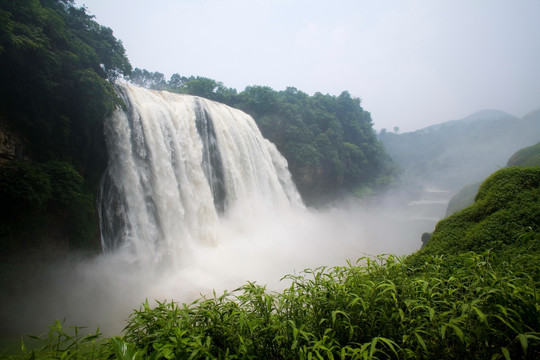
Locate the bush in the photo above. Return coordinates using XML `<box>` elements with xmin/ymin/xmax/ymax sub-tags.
<box><xmin>417</xmin><ymin>167</ymin><xmax>540</xmax><ymax>257</ymax></box>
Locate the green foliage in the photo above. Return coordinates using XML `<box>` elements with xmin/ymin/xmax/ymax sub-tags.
<box><xmin>3</xmin><ymin>319</ymin><xmax>108</xmax><ymax>360</ymax></box>
<box><xmin>234</xmin><ymin>88</ymin><xmax>397</xmax><ymax>201</ymax></box>
<box><xmin>40</xmin><ymin>161</ymin><xmax>83</xmax><ymax>206</ymax></box>
<box><xmin>0</xmin><ymin>160</ymin><xmax>99</xmax><ymax>252</ymax></box>
<box><xmin>415</xmin><ymin>167</ymin><xmax>540</xmax><ymax>259</ymax></box>
<box><xmin>128</xmin><ymin>70</ymin><xmax>238</xmax><ymax>105</ymax></box>
<box><xmin>122</xmin><ymin>253</ymin><xmax>537</xmax><ymax>359</ymax></box>
<box><xmin>0</xmin><ymin>161</ymin><xmax>52</xmax><ymax>212</ymax></box>
<box><xmin>0</xmin><ymin>0</ymin><xmax>130</xmax><ymax>171</ymax></box>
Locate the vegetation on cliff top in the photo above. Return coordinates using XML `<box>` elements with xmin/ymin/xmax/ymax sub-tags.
<box><xmin>128</xmin><ymin>70</ymin><xmax>398</xmax><ymax>203</ymax></box>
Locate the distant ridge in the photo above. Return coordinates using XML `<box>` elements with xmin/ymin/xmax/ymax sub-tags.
<box><xmin>417</xmin><ymin>109</ymin><xmax>517</xmax><ymax>134</ymax></box>
<box><xmin>459</xmin><ymin>109</ymin><xmax>515</xmax><ymax>121</ymax></box>
<box><xmin>379</xmin><ymin>108</ymin><xmax>540</xmax><ymax>190</ymax></box>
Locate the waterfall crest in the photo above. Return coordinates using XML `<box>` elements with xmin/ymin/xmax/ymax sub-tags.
<box><xmin>98</xmin><ymin>84</ymin><xmax>302</xmax><ymax>268</ymax></box>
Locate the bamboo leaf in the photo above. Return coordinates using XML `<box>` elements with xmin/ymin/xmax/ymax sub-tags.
<box><xmin>428</xmin><ymin>307</ymin><xmax>435</xmax><ymax>322</ymax></box>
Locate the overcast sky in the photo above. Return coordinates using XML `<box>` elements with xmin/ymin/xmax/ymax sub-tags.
<box><xmin>76</xmin><ymin>0</ymin><xmax>540</xmax><ymax>132</ymax></box>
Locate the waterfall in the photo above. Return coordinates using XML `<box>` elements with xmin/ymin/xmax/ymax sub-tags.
<box><xmin>98</xmin><ymin>84</ymin><xmax>302</xmax><ymax>268</ymax></box>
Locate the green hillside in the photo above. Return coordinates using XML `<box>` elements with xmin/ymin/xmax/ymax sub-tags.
<box><xmin>446</xmin><ymin>141</ymin><xmax>540</xmax><ymax>216</ymax></box>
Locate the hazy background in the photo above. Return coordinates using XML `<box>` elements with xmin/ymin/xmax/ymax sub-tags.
<box><xmin>76</xmin><ymin>0</ymin><xmax>540</xmax><ymax>132</ymax></box>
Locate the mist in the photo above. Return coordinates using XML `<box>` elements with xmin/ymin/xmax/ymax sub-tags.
<box><xmin>0</xmin><ymin>193</ymin><xmax>435</xmax><ymax>337</ymax></box>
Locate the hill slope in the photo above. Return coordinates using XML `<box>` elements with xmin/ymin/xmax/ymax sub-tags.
<box><xmin>415</xmin><ymin>166</ymin><xmax>540</xmax><ymax>260</ymax></box>
<box><xmin>446</xmin><ymin>141</ymin><xmax>540</xmax><ymax>216</ymax></box>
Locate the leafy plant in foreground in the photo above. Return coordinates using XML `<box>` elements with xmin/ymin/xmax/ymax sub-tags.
<box><xmin>118</xmin><ymin>252</ymin><xmax>539</xmax><ymax>359</ymax></box>
<box><xmin>3</xmin><ymin>248</ymin><xmax>538</xmax><ymax>359</ymax></box>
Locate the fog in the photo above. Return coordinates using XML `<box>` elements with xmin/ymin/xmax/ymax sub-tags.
<box><xmin>0</xmin><ymin>191</ymin><xmax>441</xmax><ymax>337</ymax></box>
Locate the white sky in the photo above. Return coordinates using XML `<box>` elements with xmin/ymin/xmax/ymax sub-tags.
<box><xmin>77</xmin><ymin>0</ymin><xmax>540</xmax><ymax>132</ymax></box>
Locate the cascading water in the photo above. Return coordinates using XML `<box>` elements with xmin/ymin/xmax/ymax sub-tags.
<box><xmin>98</xmin><ymin>84</ymin><xmax>302</xmax><ymax>268</ymax></box>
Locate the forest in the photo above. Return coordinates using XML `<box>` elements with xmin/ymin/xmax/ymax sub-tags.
<box><xmin>0</xmin><ymin>1</ymin><xmax>539</xmax><ymax>359</ymax></box>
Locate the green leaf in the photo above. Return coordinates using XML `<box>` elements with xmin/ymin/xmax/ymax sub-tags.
<box><xmin>450</xmin><ymin>324</ymin><xmax>465</xmax><ymax>343</ymax></box>
<box><xmin>472</xmin><ymin>305</ymin><xmax>489</xmax><ymax>325</ymax></box>
<box><xmin>110</xmin><ymin>337</ymin><xmax>139</xmax><ymax>360</ymax></box>
<box><xmin>428</xmin><ymin>307</ymin><xmax>435</xmax><ymax>322</ymax></box>
<box><xmin>501</xmin><ymin>346</ymin><xmax>510</xmax><ymax>360</ymax></box>
<box><xmin>414</xmin><ymin>332</ymin><xmax>428</xmax><ymax>353</ymax></box>
<box><xmin>369</xmin><ymin>337</ymin><xmax>378</xmax><ymax>357</ymax></box>
<box><xmin>517</xmin><ymin>334</ymin><xmax>528</xmax><ymax>355</ymax></box>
